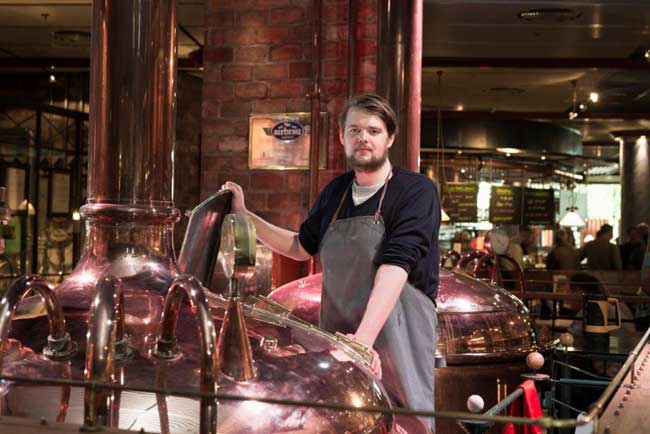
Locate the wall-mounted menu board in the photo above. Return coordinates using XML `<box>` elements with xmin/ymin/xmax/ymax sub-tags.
<box><xmin>489</xmin><ymin>186</ymin><xmax>522</xmax><ymax>224</ymax></box>
<box><xmin>523</xmin><ymin>188</ymin><xmax>555</xmax><ymax>226</ymax></box>
<box><xmin>442</xmin><ymin>183</ymin><xmax>478</xmax><ymax>222</ymax></box>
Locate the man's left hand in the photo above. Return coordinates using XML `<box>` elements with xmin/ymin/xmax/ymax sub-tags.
<box><xmin>347</xmin><ymin>333</ymin><xmax>382</xmax><ymax>379</ymax></box>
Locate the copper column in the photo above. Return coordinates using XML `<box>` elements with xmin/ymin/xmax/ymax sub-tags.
<box><xmin>55</xmin><ymin>0</ymin><xmax>180</xmax><ymax>329</ymax></box>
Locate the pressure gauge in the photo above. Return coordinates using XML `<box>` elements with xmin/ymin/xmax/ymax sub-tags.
<box><xmin>484</xmin><ymin>229</ymin><xmax>509</xmax><ymax>255</ymax></box>
<box><xmin>218</xmin><ymin>214</ymin><xmax>256</xmax><ymax>281</ymax></box>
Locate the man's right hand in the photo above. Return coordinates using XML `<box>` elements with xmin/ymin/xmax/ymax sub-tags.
<box><xmin>221</xmin><ymin>181</ymin><xmax>247</xmax><ymax>214</ymax></box>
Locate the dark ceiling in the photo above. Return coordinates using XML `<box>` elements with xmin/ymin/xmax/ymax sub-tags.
<box><xmin>1</xmin><ymin>0</ymin><xmax>649</xmax><ymax>177</ymax></box>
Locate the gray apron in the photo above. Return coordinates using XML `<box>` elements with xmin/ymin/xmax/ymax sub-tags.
<box><xmin>319</xmin><ymin>172</ymin><xmax>437</xmax><ymax>431</ymax></box>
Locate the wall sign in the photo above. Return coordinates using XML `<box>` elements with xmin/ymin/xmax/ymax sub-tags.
<box><xmin>523</xmin><ymin>188</ymin><xmax>555</xmax><ymax>226</ymax></box>
<box><xmin>489</xmin><ymin>186</ymin><xmax>523</xmax><ymax>224</ymax></box>
<box><xmin>442</xmin><ymin>183</ymin><xmax>478</xmax><ymax>223</ymax></box>
<box><xmin>249</xmin><ymin>112</ymin><xmax>327</xmax><ymax>170</ymax></box>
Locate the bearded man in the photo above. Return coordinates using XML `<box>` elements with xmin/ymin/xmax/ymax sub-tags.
<box><xmin>223</xmin><ymin>94</ymin><xmax>440</xmax><ymax>432</ymax></box>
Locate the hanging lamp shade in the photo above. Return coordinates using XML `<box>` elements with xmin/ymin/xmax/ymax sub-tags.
<box><xmin>559</xmin><ymin>208</ymin><xmax>585</xmax><ymax>228</ymax></box>
<box><xmin>441</xmin><ymin>208</ymin><xmax>450</xmax><ymax>223</ymax></box>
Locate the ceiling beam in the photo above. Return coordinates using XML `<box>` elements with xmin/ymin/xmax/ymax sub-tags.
<box><xmin>422</xmin><ymin>57</ymin><xmax>650</xmax><ymax>70</ymax></box>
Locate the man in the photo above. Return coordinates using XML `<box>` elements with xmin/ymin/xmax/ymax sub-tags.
<box><xmin>222</xmin><ymin>94</ymin><xmax>440</xmax><ymax>431</ymax></box>
<box><xmin>620</xmin><ymin>226</ymin><xmax>645</xmax><ymax>270</ymax></box>
<box><xmin>580</xmin><ymin>223</ymin><xmax>622</xmax><ymax>270</ymax></box>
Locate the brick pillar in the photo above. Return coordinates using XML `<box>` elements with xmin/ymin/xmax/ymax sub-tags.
<box><xmin>202</xmin><ymin>0</ymin><xmax>378</xmax><ymax>287</ymax></box>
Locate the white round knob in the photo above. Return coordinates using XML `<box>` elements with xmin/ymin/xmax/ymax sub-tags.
<box><xmin>466</xmin><ymin>394</ymin><xmax>484</xmax><ymax>413</ymax></box>
<box><xmin>559</xmin><ymin>332</ymin><xmax>574</xmax><ymax>348</ymax></box>
<box><xmin>526</xmin><ymin>351</ymin><xmax>545</xmax><ymax>371</ymax></box>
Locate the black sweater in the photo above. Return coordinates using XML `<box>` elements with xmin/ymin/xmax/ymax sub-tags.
<box><xmin>298</xmin><ymin>166</ymin><xmax>440</xmax><ymax>300</ymax></box>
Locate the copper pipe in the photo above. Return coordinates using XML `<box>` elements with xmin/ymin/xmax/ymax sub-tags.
<box><xmin>83</xmin><ymin>273</ymin><xmax>125</xmax><ymax>429</ymax></box>
<box><xmin>88</xmin><ymin>0</ymin><xmax>176</xmax><ymax>206</ymax></box>
<box><xmin>308</xmin><ymin>0</ymin><xmax>322</xmax><ymax>205</ymax></box>
<box><xmin>154</xmin><ymin>275</ymin><xmax>218</xmax><ymax>434</ymax></box>
<box><xmin>0</xmin><ymin>275</ymin><xmax>75</xmax><ymax>364</ymax></box>
<box><xmin>405</xmin><ymin>0</ymin><xmax>422</xmax><ymax>171</ymax></box>
<box><xmin>456</xmin><ymin>250</ymin><xmax>488</xmax><ymax>269</ymax></box>
<box><xmin>346</xmin><ymin>0</ymin><xmax>357</xmax><ymax>97</ymax></box>
<box><xmin>56</xmin><ymin>0</ymin><xmax>180</xmax><ymax>315</ymax></box>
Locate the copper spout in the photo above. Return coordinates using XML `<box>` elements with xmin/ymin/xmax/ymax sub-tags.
<box><xmin>0</xmin><ymin>275</ymin><xmax>76</xmax><ymax>365</ymax></box>
<box><xmin>217</xmin><ymin>277</ymin><xmax>257</xmax><ymax>381</ymax></box>
<box><xmin>153</xmin><ymin>274</ymin><xmax>218</xmax><ymax>434</ymax></box>
<box><xmin>83</xmin><ymin>273</ymin><xmax>126</xmax><ymax>429</ymax></box>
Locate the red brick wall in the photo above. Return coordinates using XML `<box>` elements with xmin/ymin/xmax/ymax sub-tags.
<box><xmin>202</xmin><ymin>0</ymin><xmax>378</xmax><ymax>285</ymax></box>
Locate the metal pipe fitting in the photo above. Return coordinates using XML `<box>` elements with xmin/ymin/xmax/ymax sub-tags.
<box><xmin>154</xmin><ymin>274</ymin><xmax>218</xmax><ymax>434</ymax></box>
<box><xmin>217</xmin><ymin>277</ymin><xmax>257</xmax><ymax>382</ymax></box>
<box><xmin>0</xmin><ymin>275</ymin><xmax>76</xmax><ymax>365</ymax></box>
<box><xmin>83</xmin><ymin>273</ymin><xmax>126</xmax><ymax>429</ymax></box>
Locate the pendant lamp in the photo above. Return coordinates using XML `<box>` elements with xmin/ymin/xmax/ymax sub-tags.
<box><xmin>559</xmin><ymin>206</ymin><xmax>585</xmax><ymax>228</ymax></box>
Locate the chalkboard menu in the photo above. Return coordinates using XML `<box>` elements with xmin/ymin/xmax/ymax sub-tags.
<box><xmin>523</xmin><ymin>188</ymin><xmax>555</xmax><ymax>226</ymax></box>
<box><xmin>489</xmin><ymin>186</ymin><xmax>522</xmax><ymax>224</ymax></box>
<box><xmin>442</xmin><ymin>183</ymin><xmax>478</xmax><ymax>223</ymax></box>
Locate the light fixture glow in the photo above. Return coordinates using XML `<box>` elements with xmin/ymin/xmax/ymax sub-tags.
<box><xmin>48</xmin><ymin>74</ymin><xmax>56</xmax><ymax>83</ymax></box>
<box><xmin>637</xmin><ymin>135</ymin><xmax>648</xmax><ymax>146</ymax></box>
<box><xmin>456</xmin><ymin>104</ymin><xmax>464</xmax><ymax>111</ymax></box>
<box><xmin>540</xmin><ymin>155</ymin><xmax>547</xmax><ymax>160</ymax></box>
<box><xmin>553</xmin><ymin>169</ymin><xmax>584</xmax><ymax>181</ymax></box>
<box><xmin>496</xmin><ymin>147</ymin><xmax>522</xmax><ymax>154</ymax></box>
<box><xmin>559</xmin><ymin>208</ymin><xmax>586</xmax><ymax>228</ymax></box>
<box><xmin>589</xmin><ymin>92</ymin><xmax>599</xmax><ymax>103</ymax></box>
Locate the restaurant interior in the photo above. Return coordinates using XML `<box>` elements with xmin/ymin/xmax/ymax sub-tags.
<box><xmin>0</xmin><ymin>1</ymin><xmax>649</xmax><ymax>434</ymax></box>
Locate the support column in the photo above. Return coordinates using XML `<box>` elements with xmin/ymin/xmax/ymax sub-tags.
<box><xmin>377</xmin><ymin>0</ymin><xmax>422</xmax><ymax>172</ymax></box>
<box><xmin>619</xmin><ymin>132</ymin><xmax>650</xmax><ymax>231</ymax></box>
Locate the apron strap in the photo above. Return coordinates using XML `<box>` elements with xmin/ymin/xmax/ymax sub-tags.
<box><xmin>329</xmin><ymin>166</ymin><xmax>393</xmax><ymax>228</ymax></box>
<box><xmin>329</xmin><ymin>182</ymin><xmax>352</xmax><ymax>228</ymax></box>
<box><xmin>373</xmin><ymin>168</ymin><xmax>392</xmax><ymax>224</ymax></box>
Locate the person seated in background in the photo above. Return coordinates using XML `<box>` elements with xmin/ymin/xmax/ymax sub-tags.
<box><xmin>546</xmin><ymin>228</ymin><xmax>580</xmax><ymax>270</ymax></box>
<box><xmin>620</xmin><ymin>226</ymin><xmax>646</xmax><ymax>270</ymax></box>
<box><xmin>580</xmin><ymin>224</ymin><xmax>622</xmax><ymax>270</ymax></box>
<box><xmin>498</xmin><ymin>229</ymin><xmax>527</xmax><ymax>291</ymax></box>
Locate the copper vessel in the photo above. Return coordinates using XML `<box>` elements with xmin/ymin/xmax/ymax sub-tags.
<box><xmin>268</xmin><ymin>268</ymin><xmax>553</xmax><ymax>433</ymax></box>
<box><xmin>0</xmin><ymin>1</ymin><xmax>413</xmax><ymax>433</ymax></box>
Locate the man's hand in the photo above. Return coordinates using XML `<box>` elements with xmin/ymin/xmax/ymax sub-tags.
<box><xmin>221</xmin><ymin>181</ymin><xmax>247</xmax><ymax>214</ymax></box>
<box><xmin>346</xmin><ymin>333</ymin><xmax>382</xmax><ymax>379</ymax></box>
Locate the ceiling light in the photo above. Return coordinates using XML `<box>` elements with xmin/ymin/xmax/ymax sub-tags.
<box><xmin>457</xmin><ymin>150</ymin><xmax>463</xmax><ymax>155</ymax></box>
<box><xmin>497</xmin><ymin>147</ymin><xmax>522</xmax><ymax>154</ymax></box>
<box><xmin>589</xmin><ymin>92</ymin><xmax>599</xmax><ymax>103</ymax></box>
<box><xmin>645</xmin><ymin>49</ymin><xmax>650</xmax><ymax>61</ymax></box>
<box><xmin>456</xmin><ymin>104</ymin><xmax>464</xmax><ymax>111</ymax></box>
<box><xmin>506</xmin><ymin>153</ymin><xmax>511</xmax><ymax>157</ymax></box>
<box><xmin>540</xmin><ymin>155</ymin><xmax>547</xmax><ymax>160</ymax></box>
<box><xmin>568</xmin><ymin>111</ymin><xmax>578</xmax><ymax>120</ymax></box>
<box><xmin>638</xmin><ymin>135</ymin><xmax>648</xmax><ymax>146</ymax></box>
<box><xmin>559</xmin><ymin>207</ymin><xmax>586</xmax><ymax>228</ymax></box>
<box><xmin>49</xmin><ymin>74</ymin><xmax>56</xmax><ymax>83</ymax></box>
<box><xmin>460</xmin><ymin>168</ymin><xmax>466</xmax><ymax>174</ymax></box>
<box><xmin>579</xmin><ymin>103</ymin><xmax>587</xmax><ymax>111</ymax></box>
<box><xmin>554</xmin><ymin>169</ymin><xmax>584</xmax><ymax>181</ymax></box>
<box><xmin>517</xmin><ymin>8</ymin><xmax>582</xmax><ymax>23</ymax></box>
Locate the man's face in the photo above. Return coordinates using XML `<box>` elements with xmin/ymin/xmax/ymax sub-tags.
<box><xmin>339</xmin><ymin>108</ymin><xmax>395</xmax><ymax>171</ymax></box>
